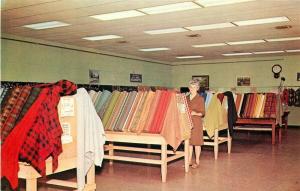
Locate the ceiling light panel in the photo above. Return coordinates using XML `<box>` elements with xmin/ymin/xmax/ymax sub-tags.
<box><xmin>227</xmin><ymin>39</ymin><xmax>265</xmax><ymax>45</ymax></box>
<box><xmin>139</xmin><ymin>48</ymin><xmax>170</xmax><ymax>52</ymax></box>
<box><xmin>233</xmin><ymin>16</ymin><xmax>289</xmax><ymax>26</ymax></box>
<box><xmin>253</xmin><ymin>50</ymin><xmax>284</xmax><ymax>54</ymax></box>
<box><xmin>82</xmin><ymin>35</ymin><xmax>122</xmax><ymax>41</ymax></box>
<box><xmin>222</xmin><ymin>52</ymin><xmax>253</xmax><ymax>56</ymax></box>
<box><xmin>144</xmin><ymin>28</ymin><xmax>188</xmax><ymax>35</ymax></box>
<box><xmin>90</xmin><ymin>10</ymin><xmax>145</xmax><ymax>21</ymax></box>
<box><xmin>138</xmin><ymin>2</ymin><xmax>201</xmax><ymax>14</ymax></box>
<box><xmin>195</xmin><ymin>0</ymin><xmax>255</xmax><ymax>7</ymax></box>
<box><xmin>192</xmin><ymin>43</ymin><xmax>227</xmax><ymax>48</ymax></box>
<box><xmin>23</xmin><ymin>21</ymin><xmax>70</xmax><ymax>30</ymax></box>
<box><xmin>176</xmin><ymin>55</ymin><xmax>203</xmax><ymax>59</ymax></box>
<box><xmin>185</xmin><ymin>22</ymin><xmax>235</xmax><ymax>31</ymax></box>
<box><xmin>266</xmin><ymin>36</ymin><xmax>300</xmax><ymax>42</ymax></box>
<box><xmin>286</xmin><ymin>49</ymin><xmax>300</xmax><ymax>53</ymax></box>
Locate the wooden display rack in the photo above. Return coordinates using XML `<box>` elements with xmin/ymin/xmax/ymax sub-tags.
<box><xmin>235</xmin><ymin>118</ymin><xmax>281</xmax><ymax>145</ymax></box>
<box><xmin>104</xmin><ymin>131</ymin><xmax>189</xmax><ymax>182</ymax></box>
<box><xmin>17</xmin><ymin>97</ymin><xmax>96</xmax><ymax>191</ymax></box>
<box><xmin>203</xmin><ymin>128</ymin><xmax>232</xmax><ymax>160</ymax></box>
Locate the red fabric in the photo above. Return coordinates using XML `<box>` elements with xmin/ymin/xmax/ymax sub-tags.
<box><xmin>149</xmin><ymin>91</ymin><xmax>172</xmax><ymax>133</ymax></box>
<box><xmin>217</xmin><ymin>93</ymin><xmax>224</xmax><ymax>103</ymax></box>
<box><xmin>264</xmin><ymin>93</ymin><xmax>277</xmax><ymax>118</ymax></box>
<box><xmin>1</xmin><ymin>80</ymin><xmax>77</xmax><ymax>189</ymax></box>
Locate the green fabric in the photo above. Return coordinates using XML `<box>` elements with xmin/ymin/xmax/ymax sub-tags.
<box><xmin>102</xmin><ymin>91</ymin><xmax>121</xmax><ymax>129</ymax></box>
<box><xmin>110</xmin><ymin>92</ymin><xmax>129</xmax><ymax>131</ymax></box>
<box><xmin>98</xmin><ymin>90</ymin><xmax>112</xmax><ymax>119</ymax></box>
<box><xmin>93</xmin><ymin>91</ymin><xmax>103</xmax><ymax>112</ymax></box>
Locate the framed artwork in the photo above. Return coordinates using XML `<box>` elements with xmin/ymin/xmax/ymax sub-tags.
<box><xmin>237</xmin><ymin>76</ymin><xmax>250</xmax><ymax>86</ymax></box>
<box><xmin>297</xmin><ymin>73</ymin><xmax>300</xmax><ymax>81</ymax></box>
<box><xmin>192</xmin><ymin>75</ymin><xmax>209</xmax><ymax>90</ymax></box>
<box><xmin>130</xmin><ymin>73</ymin><xmax>142</xmax><ymax>83</ymax></box>
<box><xmin>89</xmin><ymin>69</ymin><xmax>100</xmax><ymax>84</ymax></box>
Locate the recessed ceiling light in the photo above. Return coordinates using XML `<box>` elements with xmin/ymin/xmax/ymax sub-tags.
<box><xmin>90</xmin><ymin>10</ymin><xmax>145</xmax><ymax>21</ymax></box>
<box><xmin>185</xmin><ymin>22</ymin><xmax>235</xmax><ymax>31</ymax></box>
<box><xmin>144</xmin><ymin>28</ymin><xmax>188</xmax><ymax>35</ymax></box>
<box><xmin>266</xmin><ymin>36</ymin><xmax>300</xmax><ymax>42</ymax></box>
<box><xmin>227</xmin><ymin>39</ymin><xmax>265</xmax><ymax>45</ymax></box>
<box><xmin>139</xmin><ymin>48</ymin><xmax>170</xmax><ymax>52</ymax></box>
<box><xmin>195</xmin><ymin>0</ymin><xmax>255</xmax><ymax>7</ymax></box>
<box><xmin>286</xmin><ymin>49</ymin><xmax>300</xmax><ymax>53</ymax></box>
<box><xmin>222</xmin><ymin>52</ymin><xmax>253</xmax><ymax>56</ymax></box>
<box><xmin>176</xmin><ymin>55</ymin><xmax>203</xmax><ymax>59</ymax></box>
<box><xmin>23</xmin><ymin>21</ymin><xmax>70</xmax><ymax>30</ymax></box>
<box><xmin>233</xmin><ymin>16</ymin><xmax>289</xmax><ymax>26</ymax></box>
<box><xmin>253</xmin><ymin>50</ymin><xmax>285</xmax><ymax>54</ymax></box>
<box><xmin>82</xmin><ymin>35</ymin><xmax>122</xmax><ymax>41</ymax></box>
<box><xmin>138</xmin><ymin>2</ymin><xmax>201</xmax><ymax>14</ymax></box>
<box><xmin>192</xmin><ymin>43</ymin><xmax>227</xmax><ymax>48</ymax></box>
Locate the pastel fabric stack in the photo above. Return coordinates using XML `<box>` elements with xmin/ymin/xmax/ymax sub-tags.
<box><xmin>98</xmin><ymin>91</ymin><xmax>112</xmax><ymax>119</ymax></box>
<box><xmin>123</xmin><ymin>91</ymin><xmax>143</xmax><ymax>132</ymax></box>
<box><xmin>114</xmin><ymin>91</ymin><xmax>137</xmax><ymax>131</ymax></box>
<box><xmin>102</xmin><ymin>91</ymin><xmax>121</xmax><ymax>128</ymax></box>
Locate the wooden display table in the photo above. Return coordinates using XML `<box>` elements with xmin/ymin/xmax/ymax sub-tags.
<box><xmin>235</xmin><ymin>118</ymin><xmax>281</xmax><ymax>145</ymax></box>
<box><xmin>104</xmin><ymin>131</ymin><xmax>189</xmax><ymax>182</ymax></box>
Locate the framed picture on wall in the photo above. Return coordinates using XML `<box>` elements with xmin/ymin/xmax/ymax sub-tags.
<box><xmin>297</xmin><ymin>72</ymin><xmax>300</xmax><ymax>81</ymax></box>
<box><xmin>192</xmin><ymin>75</ymin><xmax>209</xmax><ymax>90</ymax></box>
<box><xmin>89</xmin><ymin>69</ymin><xmax>100</xmax><ymax>84</ymax></box>
<box><xmin>237</xmin><ymin>76</ymin><xmax>250</xmax><ymax>86</ymax></box>
<box><xmin>130</xmin><ymin>73</ymin><xmax>142</xmax><ymax>83</ymax></box>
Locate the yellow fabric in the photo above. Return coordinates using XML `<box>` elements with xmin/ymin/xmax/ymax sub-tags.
<box><xmin>203</xmin><ymin>94</ymin><xmax>224</xmax><ymax>138</ymax></box>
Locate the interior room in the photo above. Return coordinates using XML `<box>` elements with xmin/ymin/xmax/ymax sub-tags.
<box><xmin>1</xmin><ymin>0</ymin><xmax>300</xmax><ymax>191</ymax></box>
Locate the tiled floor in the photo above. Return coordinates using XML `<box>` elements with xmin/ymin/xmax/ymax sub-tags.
<box><xmin>12</xmin><ymin>128</ymin><xmax>300</xmax><ymax>190</ymax></box>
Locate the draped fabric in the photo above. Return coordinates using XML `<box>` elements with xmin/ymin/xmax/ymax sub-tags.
<box><xmin>1</xmin><ymin>80</ymin><xmax>77</xmax><ymax>190</ymax></box>
<box><xmin>223</xmin><ymin>91</ymin><xmax>237</xmax><ymax>136</ymax></box>
<box><xmin>75</xmin><ymin>88</ymin><xmax>105</xmax><ymax>191</ymax></box>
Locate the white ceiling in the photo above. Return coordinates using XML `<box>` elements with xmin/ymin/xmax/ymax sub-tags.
<box><xmin>2</xmin><ymin>0</ymin><xmax>300</xmax><ymax>65</ymax></box>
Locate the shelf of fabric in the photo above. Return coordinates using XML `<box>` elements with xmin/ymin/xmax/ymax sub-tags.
<box><xmin>235</xmin><ymin>118</ymin><xmax>281</xmax><ymax>145</ymax></box>
<box><xmin>103</xmin><ymin>131</ymin><xmax>189</xmax><ymax>182</ymax></box>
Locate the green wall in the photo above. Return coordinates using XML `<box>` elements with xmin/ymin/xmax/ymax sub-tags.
<box><xmin>1</xmin><ymin>36</ymin><xmax>300</xmax><ymax>126</ymax></box>
<box><xmin>1</xmin><ymin>38</ymin><xmax>172</xmax><ymax>87</ymax></box>
<box><xmin>172</xmin><ymin>56</ymin><xmax>300</xmax><ymax>126</ymax></box>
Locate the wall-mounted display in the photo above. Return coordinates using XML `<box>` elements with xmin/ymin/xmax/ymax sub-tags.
<box><xmin>192</xmin><ymin>75</ymin><xmax>209</xmax><ymax>90</ymax></box>
<box><xmin>130</xmin><ymin>74</ymin><xmax>142</xmax><ymax>83</ymax></box>
<box><xmin>89</xmin><ymin>69</ymin><xmax>100</xmax><ymax>84</ymax></box>
<box><xmin>237</xmin><ymin>76</ymin><xmax>251</xmax><ymax>86</ymax></box>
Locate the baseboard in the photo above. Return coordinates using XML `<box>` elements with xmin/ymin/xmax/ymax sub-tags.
<box><xmin>287</xmin><ymin>125</ymin><xmax>300</xmax><ymax>128</ymax></box>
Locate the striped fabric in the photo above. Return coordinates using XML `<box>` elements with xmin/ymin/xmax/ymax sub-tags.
<box><xmin>136</xmin><ymin>91</ymin><xmax>155</xmax><ymax>134</ymax></box>
<box><xmin>128</xmin><ymin>91</ymin><xmax>149</xmax><ymax>132</ymax></box>
<box><xmin>123</xmin><ymin>91</ymin><xmax>143</xmax><ymax>132</ymax></box>
<box><xmin>98</xmin><ymin>91</ymin><xmax>112</xmax><ymax>119</ymax></box>
<box><xmin>114</xmin><ymin>91</ymin><xmax>137</xmax><ymax>131</ymax></box>
<box><xmin>102</xmin><ymin>91</ymin><xmax>121</xmax><ymax>128</ymax></box>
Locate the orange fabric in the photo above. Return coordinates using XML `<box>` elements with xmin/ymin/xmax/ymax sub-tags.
<box><xmin>136</xmin><ymin>91</ymin><xmax>155</xmax><ymax>134</ymax></box>
<box><xmin>143</xmin><ymin>90</ymin><xmax>162</xmax><ymax>133</ymax></box>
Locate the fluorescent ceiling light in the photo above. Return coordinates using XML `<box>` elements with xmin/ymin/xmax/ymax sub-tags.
<box><xmin>233</xmin><ymin>16</ymin><xmax>289</xmax><ymax>26</ymax></box>
<box><xmin>222</xmin><ymin>52</ymin><xmax>252</xmax><ymax>56</ymax></box>
<box><xmin>90</xmin><ymin>10</ymin><xmax>145</xmax><ymax>21</ymax></box>
<box><xmin>139</xmin><ymin>48</ymin><xmax>170</xmax><ymax>52</ymax></box>
<box><xmin>266</xmin><ymin>36</ymin><xmax>300</xmax><ymax>42</ymax></box>
<box><xmin>253</xmin><ymin>50</ymin><xmax>284</xmax><ymax>54</ymax></box>
<box><xmin>286</xmin><ymin>49</ymin><xmax>300</xmax><ymax>53</ymax></box>
<box><xmin>82</xmin><ymin>35</ymin><xmax>122</xmax><ymax>41</ymax></box>
<box><xmin>195</xmin><ymin>0</ymin><xmax>255</xmax><ymax>7</ymax></box>
<box><xmin>144</xmin><ymin>28</ymin><xmax>188</xmax><ymax>35</ymax></box>
<box><xmin>192</xmin><ymin>43</ymin><xmax>227</xmax><ymax>48</ymax></box>
<box><xmin>176</xmin><ymin>55</ymin><xmax>203</xmax><ymax>59</ymax></box>
<box><xmin>185</xmin><ymin>22</ymin><xmax>235</xmax><ymax>31</ymax></box>
<box><xmin>23</xmin><ymin>21</ymin><xmax>70</xmax><ymax>30</ymax></box>
<box><xmin>227</xmin><ymin>39</ymin><xmax>265</xmax><ymax>45</ymax></box>
<box><xmin>138</xmin><ymin>2</ymin><xmax>201</xmax><ymax>14</ymax></box>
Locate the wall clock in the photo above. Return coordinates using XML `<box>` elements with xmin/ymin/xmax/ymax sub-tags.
<box><xmin>272</xmin><ymin>64</ymin><xmax>282</xmax><ymax>79</ymax></box>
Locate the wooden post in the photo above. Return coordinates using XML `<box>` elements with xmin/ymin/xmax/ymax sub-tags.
<box><xmin>109</xmin><ymin>142</ymin><xmax>114</xmax><ymax>165</ymax></box>
<box><xmin>161</xmin><ymin>144</ymin><xmax>167</xmax><ymax>183</ymax></box>
<box><xmin>86</xmin><ymin>165</ymin><xmax>96</xmax><ymax>191</ymax></box>
<box><xmin>272</xmin><ymin>123</ymin><xmax>275</xmax><ymax>145</ymax></box>
<box><xmin>26</xmin><ymin>178</ymin><xmax>37</xmax><ymax>191</ymax></box>
<box><xmin>184</xmin><ymin>139</ymin><xmax>189</xmax><ymax>173</ymax></box>
<box><xmin>227</xmin><ymin>129</ymin><xmax>232</xmax><ymax>154</ymax></box>
<box><xmin>279</xmin><ymin>126</ymin><xmax>282</xmax><ymax>144</ymax></box>
<box><xmin>214</xmin><ymin>129</ymin><xmax>218</xmax><ymax>160</ymax></box>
